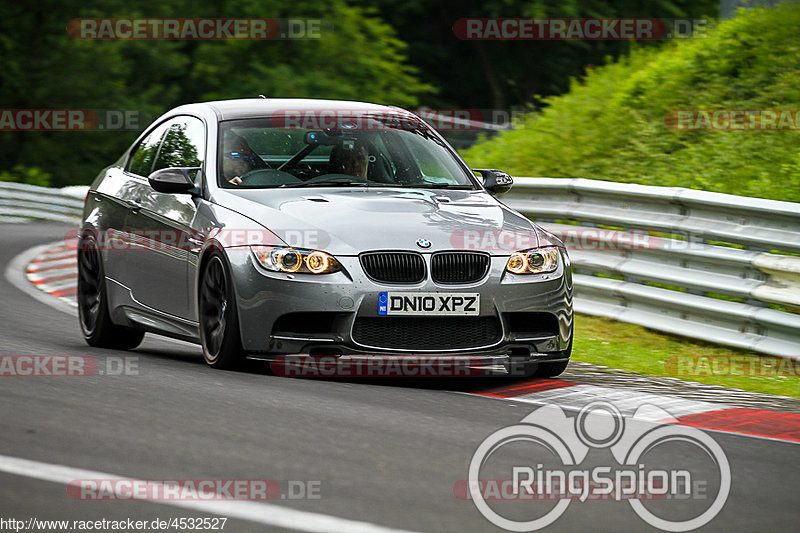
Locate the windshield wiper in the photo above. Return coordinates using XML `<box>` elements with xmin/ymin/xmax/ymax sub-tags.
<box><xmin>278</xmin><ymin>180</ymin><xmax>370</xmax><ymax>188</ymax></box>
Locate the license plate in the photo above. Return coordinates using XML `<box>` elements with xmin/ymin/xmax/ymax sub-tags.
<box><xmin>377</xmin><ymin>292</ymin><xmax>480</xmax><ymax>316</ymax></box>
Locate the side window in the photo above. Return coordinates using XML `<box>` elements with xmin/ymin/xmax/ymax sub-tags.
<box><xmin>152</xmin><ymin>117</ymin><xmax>205</xmax><ymax>172</ymax></box>
<box><xmin>128</xmin><ymin>122</ymin><xmax>170</xmax><ymax>177</ymax></box>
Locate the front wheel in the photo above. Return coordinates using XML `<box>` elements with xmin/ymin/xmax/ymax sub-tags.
<box><xmin>77</xmin><ymin>235</ymin><xmax>144</xmax><ymax>350</ymax></box>
<box><xmin>199</xmin><ymin>254</ymin><xmax>243</xmax><ymax>369</ymax></box>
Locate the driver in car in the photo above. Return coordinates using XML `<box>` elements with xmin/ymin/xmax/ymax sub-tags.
<box><xmin>223</xmin><ymin>131</ymin><xmax>265</xmax><ymax>185</ymax></box>
<box><xmin>328</xmin><ymin>143</ymin><xmax>369</xmax><ymax>180</ymax></box>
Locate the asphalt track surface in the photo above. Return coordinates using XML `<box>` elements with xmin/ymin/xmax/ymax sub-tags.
<box><xmin>1</xmin><ymin>222</ymin><xmax>798</xmax><ymax>532</ymax></box>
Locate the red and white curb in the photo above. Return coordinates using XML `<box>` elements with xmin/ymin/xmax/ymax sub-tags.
<box><xmin>24</xmin><ymin>237</ymin><xmax>78</xmax><ymax>307</ymax></box>
<box><xmin>469</xmin><ymin>380</ymin><xmax>800</xmax><ymax>443</ymax></box>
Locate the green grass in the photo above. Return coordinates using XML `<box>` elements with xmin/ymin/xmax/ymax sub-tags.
<box><xmin>574</xmin><ymin>314</ymin><xmax>800</xmax><ymax>398</ymax></box>
<box><xmin>462</xmin><ymin>3</ymin><xmax>800</xmax><ymax>202</ymax></box>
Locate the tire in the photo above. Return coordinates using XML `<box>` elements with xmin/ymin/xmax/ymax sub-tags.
<box><xmin>78</xmin><ymin>235</ymin><xmax>144</xmax><ymax>350</ymax></box>
<box><xmin>199</xmin><ymin>253</ymin><xmax>244</xmax><ymax>369</ymax></box>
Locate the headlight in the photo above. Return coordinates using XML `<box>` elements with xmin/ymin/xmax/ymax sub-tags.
<box><xmin>250</xmin><ymin>246</ymin><xmax>342</xmax><ymax>274</ymax></box>
<box><xmin>505</xmin><ymin>247</ymin><xmax>560</xmax><ymax>274</ymax></box>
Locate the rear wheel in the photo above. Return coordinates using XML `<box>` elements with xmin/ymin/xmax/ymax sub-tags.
<box><xmin>199</xmin><ymin>254</ymin><xmax>243</xmax><ymax>369</ymax></box>
<box><xmin>77</xmin><ymin>235</ymin><xmax>144</xmax><ymax>350</ymax></box>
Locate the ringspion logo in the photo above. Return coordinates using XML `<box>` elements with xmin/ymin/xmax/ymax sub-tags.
<box><xmin>464</xmin><ymin>402</ymin><xmax>730</xmax><ymax>531</ymax></box>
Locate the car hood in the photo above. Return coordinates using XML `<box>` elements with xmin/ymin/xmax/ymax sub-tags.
<box><xmin>215</xmin><ymin>187</ymin><xmax>541</xmax><ymax>256</ymax></box>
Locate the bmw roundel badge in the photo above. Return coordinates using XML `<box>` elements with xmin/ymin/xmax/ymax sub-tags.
<box><xmin>416</xmin><ymin>238</ymin><xmax>431</xmax><ymax>249</ymax></box>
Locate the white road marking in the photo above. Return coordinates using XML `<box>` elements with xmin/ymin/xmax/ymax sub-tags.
<box><xmin>495</xmin><ymin>383</ymin><xmax>731</xmax><ymax>419</ymax></box>
<box><xmin>0</xmin><ymin>453</ymin><xmax>426</xmax><ymax>533</ymax></box>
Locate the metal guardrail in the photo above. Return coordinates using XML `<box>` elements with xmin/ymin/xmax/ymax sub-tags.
<box><xmin>0</xmin><ymin>182</ymin><xmax>85</xmax><ymax>224</ymax></box>
<box><xmin>2</xmin><ymin>178</ymin><xmax>799</xmax><ymax>358</ymax></box>
<box><xmin>504</xmin><ymin>178</ymin><xmax>800</xmax><ymax>359</ymax></box>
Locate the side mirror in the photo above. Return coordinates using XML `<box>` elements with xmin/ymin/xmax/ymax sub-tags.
<box><xmin>474</xmin><ymin>169</ymin><xmax>513</xmax><ymax>195</ymax></box>
<box><xmin>148</xmin><ymin>167</ymin><xmax>202</xmax><ymax>195</ymax></box>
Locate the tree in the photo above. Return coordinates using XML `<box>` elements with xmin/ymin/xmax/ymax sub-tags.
<box><xmin>0</xmin><ymin>0</ymin><xmax>432</xmax><ymax>186</ymax></box>
<box><xmin>357</xmin><ymin>0</ymin><xmax>719</xmax><ymax>110</ymax></box>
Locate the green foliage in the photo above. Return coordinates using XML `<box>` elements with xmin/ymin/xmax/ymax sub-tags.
<box><xmin>0</xmin><ymin>165</ymin><xmax>52</xmax><ymax>187</ymax></box>
<box><xmin>0</xmin><ymin>0</ymin><xmax>432</xmax><ymax>187</ymax></box>
<box><xmin>463</xmin><ymin>3</ymin><xmax>800</xmax><ymax>202</ymax></box>
<box><xmin>358</xmin><ymin>0</ymin><xmax>718</xmax><ymax>109</ymax></box>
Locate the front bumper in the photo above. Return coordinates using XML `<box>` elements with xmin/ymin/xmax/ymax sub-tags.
<box><xmin>224</xmin><ymin>248</ymin><xmax>573</xmax><ymax>359</ymax></box>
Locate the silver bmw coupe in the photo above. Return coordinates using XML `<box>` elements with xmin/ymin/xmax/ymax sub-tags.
<box><xmin>78</xmin><ymin>98</ymin><xmax>573</xmax><ymax>377</ymax></box>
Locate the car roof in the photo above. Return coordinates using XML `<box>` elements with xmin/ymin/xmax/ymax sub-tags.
<box><xmin>171</xmin><ymin>98</ymin><xmax>411</xmax><ymax>121</ymax></box>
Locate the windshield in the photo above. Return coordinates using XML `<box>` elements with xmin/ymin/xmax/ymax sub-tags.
<box><xmin>217</xmin><ymin>114</ymin><xmax>478</xmax><ymax>189</ymax></box>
